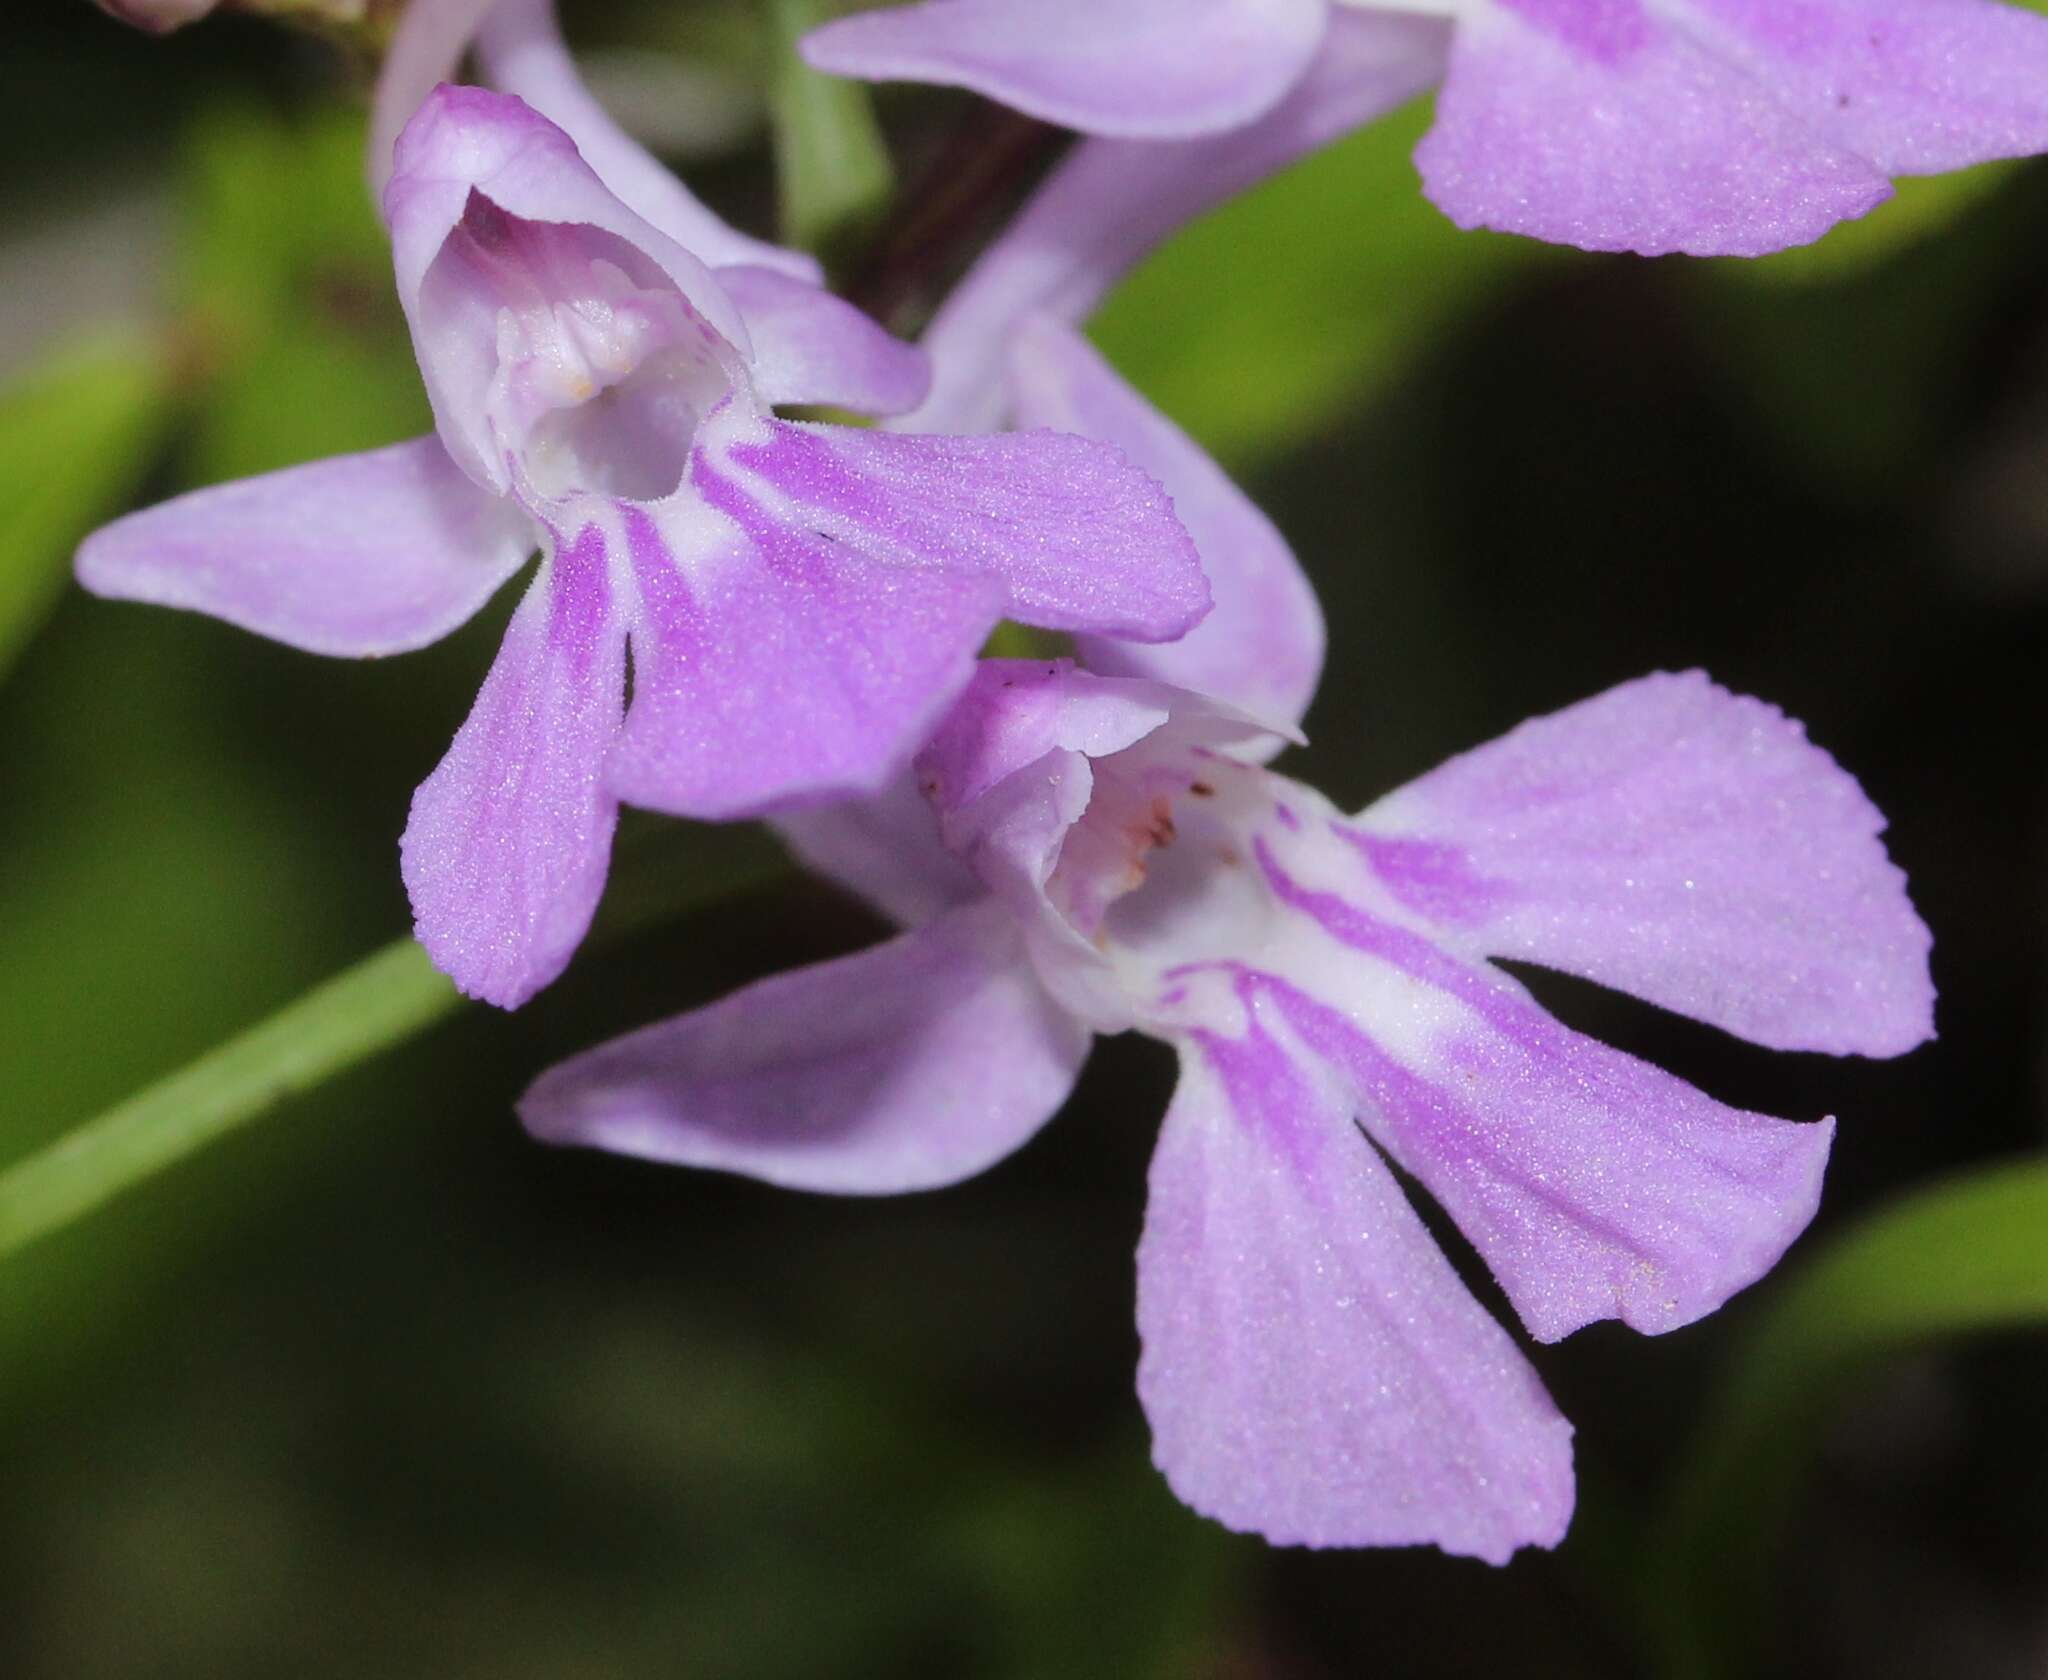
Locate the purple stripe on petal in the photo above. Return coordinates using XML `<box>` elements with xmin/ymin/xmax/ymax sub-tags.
<box><xmin>1256</xmin><ymin>835</ymin><xmax>1513</xmax><ymax>1022</ymax></box>
<box><xmin>1244</xmin><ymin>846</ymin><xmax>1838</xmax><ymax>1342</ymax></box>
<box><xmin>1251</xmin><ymin>969</ymin><xmax>1834</xmax><ymax>1344</ymax></box>
<box><xmin>401</xmin><ymin>521</ymin><xmax>626</xmax><ymax>1008</ymax></box>
<box><xmin>1336</xmin><ymin>830</ymin><xmax>1513</xmax><ymax>929</ymax></box>
<box><xmin>606</xmin><ymin>466</ymin><xmax>1003</xmax><ymax>820</ymax></box>
<box><xmin>1136</xmin><ymin>1022</ymin><xmax>1574</xmax><ymax>1562</ymax></box>
<box><xmin>521</xmin><ymin>899</ymin><xmax>1088</xmax><ymax>1193</ymax></box>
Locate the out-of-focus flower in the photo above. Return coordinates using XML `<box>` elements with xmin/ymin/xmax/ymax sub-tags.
<box><xmin>805</xmin><ymin>0</ymin><xmax>2048</xmax><ymax>257</ymax></box>
<box><xmin>77</xmin><ymin>89</ymin><xmax>1207</xmax><ymax>1009</ymax></box>
<box><xmin>91</xmin><ymin>0</ymin><xmax>372</xmax><ymax>33</ymax></box>
<box><xmin>523</xmin><ymin>657</ymin><xmax>1935</xmax><ymax>1560</ymax></box>
<box><xmin>90</xmin><ymin>0</ymin><xmax>220</xmax><ymax>32</ymax></box>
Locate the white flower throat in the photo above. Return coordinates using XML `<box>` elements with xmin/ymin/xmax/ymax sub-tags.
<box><xmin>427</xmin><ymin>194</ymin><xmax>738</xmax><ymax>504</ymax></box>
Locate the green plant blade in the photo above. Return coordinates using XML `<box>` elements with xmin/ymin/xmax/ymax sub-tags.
<box><xmin>764</xmin><ymin>0</ymin><xmax>893</xmax><ymax>260</ymax></box>
<box><xmin>1090</xmin><ymin>97</ymin><xmax>1553</xmax><ymax>474</ymax></box>
<box><xmin>1646</xmin><ymin>1158</ymin><xmax>2048</xmax><ymax>1677</ymax></box>
<box><xmin>0</xmin><ymin>939</ymin><xmax>458</xmax><ymax>1263</ymax></box>
<box><xmin>0</xmin><ymin>329</ymin><xmax>175</xmax><ymax>681</ymax></box>
<box><xmin>0</xmin><ymin>828</ymin><xmax>789</xmax><ymax>1266</ymax></box>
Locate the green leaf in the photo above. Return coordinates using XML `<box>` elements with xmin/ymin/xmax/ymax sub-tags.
<box><xmin>1090</xmin><ymin>96</ymin><xmax>1556</xmax><ymax>473</ymax></box>
<box><xmin>1645</xmin><ymin>1158</ymin><xmax>2048</xmax><ymax>1677</ymax></box>
<box><xmin>763</xmin><ymin>0</ymin><xmax>894</xmax><ymax>260</ymax></box>
<box><xmin>0</xmin><ymin>825</ymin><xmax>789</xmax><ymax>1267</ymax></box>
<box><xmin>0</xmin><ymin>330</ymin><xmax>175</xmax><ymax>680</ymax></box>
<box><xmin>174</xmin><ymin>103</ymin><xmax>394</xmax><ymax>350</ymax></box>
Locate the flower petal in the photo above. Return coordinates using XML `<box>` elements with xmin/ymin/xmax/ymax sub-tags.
<box><xmin>770</xmin><ymin>774</ymin><xmax>983</xmax><ymax>930</ymax></box>
<box><xmin>476</xmin><ymin>0</ymin><xmax>824</xmax><ymax>280</ymax></box>
<box><xmin>1671</xmin><ymin>0</ymin><xmax>2048</xmax><ymax>175</ymax></box>
<box><xmin>905</xmin><ymin>10</ymin><xmax>1450</xmax><ymax>433</ymax></box>
<box><xmin>1349</xmin><ymin>670</ymin><xmax>1935</xmax><ymax>1056</ymax></box>
<box><xmin>800</xmin><ymin>0</ymin><xmax>1330</xmax><ymax>139</ymax></box>
<box><xmin>716</xmin><ymin>264</ymin><xmax>932</xmax><ymax>416</ymax></box>
<box><xmin>1137</xmin><ymin>1015</ymin><xmax>1575</xmax><ymax>1562</ymax></box>
<box><xmin>1008</xmin><ymin>316</ymin><xmax>1324</xmax><ymax>737</ymax></box>
<box><xmin>917</xmin><ymin>657</ymin><xmax>1175</xmax><ymax>819</ymax></box>
<box><xmin>401</xmin><ymin>521</ymin><xmax>625</xmax><ymax>1008</ymax></box>
<box><xmin>609</xmin><ymin>401</ymin><xmax>1205</xmax><ymax>818</ymax></box>
<box><xmin>1249</xmin><ymin>857</ymin><xmax>1837</xmax><ymax>1344</ymax></box>
<box><xmin>606</xmin><ymin>476</ymin><xmax>1004</xmax><ymax>821</ymax></box>
<box><xmin>1417</xmin><ymin>1</ymin><xmax>1890</xmax><ymax>255</ymax></box>
<box><xmin>731</xmin><ymin>419</ymin><xmax>1210</xmax><ymax>640</ymax></box>
<box><xmin>75</xmin><ymin>435</ymin><xmax>532</xmax><ymax>657</ymax></box>
<box><xmin>520</xmin><ymin>899</ymin><xmax>1089</xmax><ymax>1193</ymax></box>
<box><xmin>915</xmin><ymin>658</ymin><xmax>1282</xmax><ymax>901</ymax></box>
<box><xmin>915</xmin><ymin>660</ymin><xmax>1290</xmax><ymax>1029</ymax></box>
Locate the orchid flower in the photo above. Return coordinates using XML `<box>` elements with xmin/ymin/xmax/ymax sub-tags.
<box><xmin>460</xmin><ymin>0</ymin><xmax>1314</xmax><ymax>732</ymax></box>
<box><xmin>522</xmin><ymin>654</ymin><xmax>1935</xmax><ymax>1561</ymax></box>
<box><xmin>804</xmin><ymin>0</ymin><xmax>2048</xmax><ymax>258</ymax></box>
<box><xmin>77</xmin><ymin>88</ymin><xmax>1208</xmax><ymax>1009</ymax></box>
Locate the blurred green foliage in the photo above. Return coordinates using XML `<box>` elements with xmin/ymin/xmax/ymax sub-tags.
<box><xmin>0</xmin><ymin>331</ymin><xmax>174</xmax><ymax>680</ymax></box>
<box><xmin>176</xmin><ymin>104</ymin><xmax>431</xmax><ymax>480</ymax></box>
<box><xmin>1649</xmin><ymin>1157</ymin><xmax>2048</xmax><ymax>1678</ymax></box>
<box><xmin>763</xmin><ymin>0</ymin><xmax>892</xmax><ymax>262</ymax></box>
<box><xmin>1093</xmin><ymin>97</ymin><xmax>1551</xmax><ymax>474</ymax></box>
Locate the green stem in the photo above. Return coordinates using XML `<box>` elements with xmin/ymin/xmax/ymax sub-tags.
<box><xmin>0</xmin><ymin>834</ymin><xmax>792</xmax><ymax>1265</ymax></box>
<box><xmin>0</xmin><ymin>940</ymin><xmax>458</xmax><ymax>1261</ymax></box>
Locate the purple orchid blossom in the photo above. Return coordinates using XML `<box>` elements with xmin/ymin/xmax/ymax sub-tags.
<box><xmin>458</xmin><ymin>0</ymin><xmax>1290</xmax><ymax>720</ymax></box>
<box><xmin>522</xmin><ymin>654</ymin><xmax>1935</xmax><ymax>1561</ymax></box>
<box><xmin>804</xmin><ymin>0</ymin><xmax>2048</xmax><ymax>258</ymax></box>
<box><xmin>77</xmin><ymin>87</ymin><xmax>1208</xmax><ymax>1010</ymax></box>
